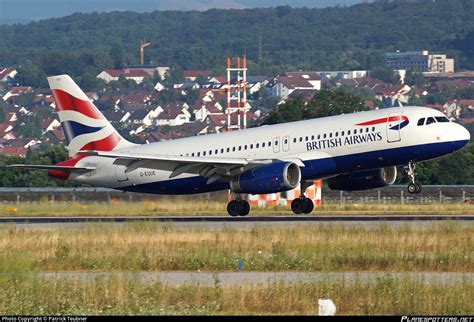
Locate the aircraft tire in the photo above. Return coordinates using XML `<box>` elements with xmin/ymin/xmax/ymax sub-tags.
<box><xmin>239</xmin><ymin>200</ymin><xmax>250</xmax><ymax>216</ymax></box>
<box><xmin>302</xmin><ymin>198</ymin><xmax>314</xmax><ymax>214</ymax></box>
<box><xmin>227</xmin><ymin>200</ymin><xmax>242</xmax><ymax>217</ymax></box>
<box><xmin>407</xmin><ymin>183</ymin><xmax>417</xmax><ymax>194</ymax></box>
<box><xmin>415</xmin><ymin>183</ymin><xmax>422</xmax><ymax>194</ymax></box>
<box><xmin>291</xmin><ymin>198</ymin><xmax>305</xmax><ymax>214</ymax></box>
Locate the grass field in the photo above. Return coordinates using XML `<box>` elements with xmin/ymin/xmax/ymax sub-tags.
<box><xmin>0</xmin><ymin>273</ymin><xmax>471</xmax><ymax>315</ymax></box>
<box><xmin>1</xmin><ymin>200</ymin><xmax>473</xmax><ymax>216</ymax></box>
<box><xmin>0</xmin><ymin>222</ymin><xmax>472</xmax><ymax>272</ymax></box>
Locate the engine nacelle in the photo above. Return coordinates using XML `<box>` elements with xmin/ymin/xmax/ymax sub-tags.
<box><xmin>327</xmin><ymin>166</ymin><xmax>397</xmax><ymax>191</ymax></box>
<box><xmin>230</xmin><ymin>162</ymin><xmax>301</xmax><ymax>194</ymax></box>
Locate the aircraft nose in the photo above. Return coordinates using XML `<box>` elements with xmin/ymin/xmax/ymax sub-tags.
<box><xmin>457</xmin><ymin>123</ymin><xmax>471</xmax><ymax>143</ymax></box>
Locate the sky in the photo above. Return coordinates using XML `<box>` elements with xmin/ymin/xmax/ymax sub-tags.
<box><xmin>0</xmin><ymin>0</ymin><xmax>364</xmax><ymax>25</ymax></box>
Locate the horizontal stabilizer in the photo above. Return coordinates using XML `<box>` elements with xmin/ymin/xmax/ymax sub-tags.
<box><xmin>6</xmin><ymin>164</ymin><xmax>96</xmax><ymax>172</ymax></box>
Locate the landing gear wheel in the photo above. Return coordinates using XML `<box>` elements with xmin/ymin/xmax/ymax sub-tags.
<box><xmin>291</xmin><ymin>198</ymin><xmax>305</xmax><ymax>214</ymax></box>
<box><xmin>407</xmin><ymin>183</ymin><xmax>417</xmax><ymax>194</ymax></box>
<box><xmin>291</xmin><ymin>198</ymin><xmax>314</xmax><ymax>214</ymax></box>
<box><xmin>239</xmin><ymin>200</ymin><xmax>250</xmax><ymax>217</ymax></box>
<box><xmin>415</xmin><ymin>183</ymin><xmax>422</xmax><ymax>194</ymax></box>
<box><xmin>227</xmin><ymin>200</ymin><xmax>241</xmax><ymax>217</ymax></box>
<box><xmin>302</xmin><ymin>198</ymin><xmax>314</xmax><ymax>214</ymax></box>
<box><xmin>227</xmin><ymin>199</ymin><xmax>250</xmax><ymax>217</ymax></box>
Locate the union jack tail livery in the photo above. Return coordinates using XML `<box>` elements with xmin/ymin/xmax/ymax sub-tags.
<box><xmin>48</xmin><ymin>75</ymin><xmax>135</xmax><ymax>156</ymax></box>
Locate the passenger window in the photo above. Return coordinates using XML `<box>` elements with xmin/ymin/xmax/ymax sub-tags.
<box><xmin>238</xmin><ymin>146</ymin><xmax>242</xmax><ymax>151</ymax></box>
<box><xmin>209</xmin><ymin>150</ymin><xmax>212</xmax><ymax>155</ymax></box>
<box><xmin>197</xmin><ymin>152</ymin><xmax>200</xmax><ymax>157</ymax></box>
<box><xmin>283</xmin><ymin>139</ymin><xmax>287</xmax><ymax>144</ymax></box>
<box><xmin>221</xmin><ymin>149</ymin><xmax>224</xmax><ymax>153</ymax></box>
<box><xmin>192</xmin><ymin>153</ymin><xmax>195</xmax><ymax>156</ymax></box>
<box><xmin>215</xmin><ymin>149</ymin><xmax>218</xmax><ymax>154</ymax></box>
<box><xmin>305</xmin><ymin>136</ymin><xmax>308</xmax><ymax>141</ymax></box>
<box><xmin>250</xmin><ymin>144</ymin><xmax>254</xmax><ymax>149</ymax></box>
<box><xmin>262</xmin><ymin>142</ymin><xmax>266</xmax><ymax>147</ymax></box>
<box><xmin>203</xmin><ymin>151</ymin><xmax>206</xmax><ymax>156</ymax></box>
<box><xmin>227</xmin><ymin>148</ymin><xmax>230</xmax><ymax>153</ymax></box>
<box><xmin>256</xmin><ymin>143</ymin><xmax>260</xmax><ymax>148</ymax></box>
<box><xmin>365</xmin><ymin>128</ymin><xmax>369</xmax><ymax>133</ymax></box>
<box><xmin>426</xmin><ymin>117</ymin><xmax>436</xmax><ymax>125</ymax></box>
<box><xmin>268</xmin><ymin>141</ymin><xmax>272</xmax><ymax>146</ymax></box>
<box><xmin>348</xmin><ymin>130</ymin><xmax>351</xmax><ymax>135</ymax></box>
<box><xmin>329</xmin><ymin>133</ymin><xmax>333</xmax><ymax>138</ymax></box>
<box><xmin>335</xmin><ymin>132</ymin><xmax>338</xmax><ymax>137</ymax></box>
<box><xmin>274</xmin><ymin>140</ymin><xmax>278</xmax><ymax>145</ymax></box>
<box><xmin>341</xmin><ymin>131</ymin><xmax>345</xmax><ymax>136</ymax></box>
<box><xmin>417</xmin><ymin>118</ymin><xmax>425</xmax><ymax>126</ymax></box>
<box><xmin>293</xmin><ymin>138</ymin><xmax>297</xmax><ymax>143</ymax></box>
<box><xmin>311</xmin><ymin>135</ymin><xmax>314</xmax><ymax>140</ymax></box>
<box><xmin>359</xmin><ymin>128</ymin><xmax>363</xmax><ymax>134</ymax></box>
<box><xmin>372</xmin><ymin>127</ymin><xmax>375</xmax><ymax>132</ymax></box>
<box><xmin>232</xmin><ymin>147</ymin><xmax>236</xmax><ymax>152</ymax></box>
<box><xmin>435</xmin><ymin>116</ymin><xmax>449</xmax><ymax>123</ymax></box>
<box><xmin>299</xmin><ymin>137</ymin><xmax>303</xmax><ymax>142</ymax></box>
<box><xmin>317</xmin><ymin>134</ymin><xmax>321</xmax><ymax>140</ymax></box>
<box><xmin>323</xmin><ymin>134</ymin><xmax>327</xmax><ymax>139</ymax></box>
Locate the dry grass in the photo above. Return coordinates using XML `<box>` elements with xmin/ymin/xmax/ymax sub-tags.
<box><xmin>0</xmin><ymin>274</ymin><xmax>471</xmax><ymax>315</ymax></box>
<box><xmin>1</xmin><ymin>200</ymin><xmax>473</xmax><ymax>216</ymax></box>
<box><xmin>0</xmin><ymin>222</ymin><xmax>472</xmax><ymax>272</ymax></box>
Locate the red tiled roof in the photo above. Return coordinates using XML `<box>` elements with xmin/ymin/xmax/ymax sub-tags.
<box><xmin>184</xmin><ymin>70</ymin><xmax>210</xmax><ymax>78</ymax></box>
<box><xmin>0</xmin><ymin>147</ymin><xmax>27</xmax><ymax>156</ymax></box>
<box><xmin>458</xmin><ymin>100</ymin><xmax>474</xmax><ymax>107</ymax></box>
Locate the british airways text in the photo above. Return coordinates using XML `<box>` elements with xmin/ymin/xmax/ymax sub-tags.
<box><xmin>306</xmin><ymin>132</ymin><xmax>383</xmax><ymax>151</ymax></box>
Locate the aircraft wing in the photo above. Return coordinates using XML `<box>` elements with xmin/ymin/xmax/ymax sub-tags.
<box><xmin>6</xmin><ymin>164</ymin><xmax>96</xmax><ymax>172</ymax></box>
<box><xmin>79</xmin><ymin>150</ymin><xmax>306</xmax><ymax>184</ymax></box>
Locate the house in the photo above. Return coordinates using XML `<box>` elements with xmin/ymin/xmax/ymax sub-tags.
<box><xmin>267</xmin><ymin>72</ymin><xmax>321</xmax><ymax>99</ymax></box>
<box><xmin>2</xmin><ymin>86</ymin><xmax>33</xmax><ymax>102</ymax></box>
<box><xmin>183</xmin><ymin>70</ymin><xmax>210</xmax><ymax>81</ymax></box>
<box><xmin>0</xmin><ymin>68</ymin><xmax>17</xmax><ymax>83</ymax></box>
<box><xmin>102</xmin><ymin>110</ymin><xmax>131</xmax><ymax>123</ymax></box>
<box><xmin>154</xmin><ymin>103</ymin><xmax>191</xmax><ymax>126</ymax></box>
<box><xmin>128</xmin><ymin>109</ymin><xmax>157</xmax><ymax>126</ymax></box>
<box><xmin>372</xmin><ymin>84</ymin><xmax>411</xmax><ymax>107</ymax></box>
<box><xmin>40</xmin><ymin>118</ymin><xmax>61</xmax><ymax>134</ymax></box>
<box><xmin>192</xmin><ymin>101</ymin><xmax>224</xmax><ymax>122</ymax></box>
<box><xmin>154</xmin><ymin>82</ymin><xmax>165</xmax><ymax>92</ymax></box>
<box><xmin>97</xmin><ymin>69</ymin><xmax>151</xmax><ymax>84</ymax></box>
<box><xmin>0</xmin><ymin>146</ymin><xmax>27</xmax><ymax>157</ymax></box>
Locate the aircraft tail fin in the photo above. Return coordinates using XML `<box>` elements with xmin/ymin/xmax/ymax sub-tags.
<box><xmin>48</xmin><ymin>75</ymin><xmax>135</xmax><ymax>156</ymax></box>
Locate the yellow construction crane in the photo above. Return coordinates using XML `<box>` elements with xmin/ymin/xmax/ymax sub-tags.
<box><xmin>140</xmin><ymin>40</ymin><xmax>151</xmax><ymax>65</ymax></box>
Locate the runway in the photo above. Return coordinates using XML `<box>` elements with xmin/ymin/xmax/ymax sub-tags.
<box><xmin>1</xmin><ymin>215</ymin><xmax>472</xmax><ymax>229</ymax></box>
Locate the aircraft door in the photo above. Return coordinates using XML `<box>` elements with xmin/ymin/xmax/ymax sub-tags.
<box><xmin>273</xmin><ymin>137</ymin><xmax>280</xmax><ymax>153</ymax></box>
<box><xmin>114</xmin><ymin>164</ymin><xmax>129</xmax><ymax>182</ymax></box>
<box><xmin>386</xmin><ymin>112</ymin><xmax>402</xmax><ymax>143</ymax></box>
<box><xmin>282</xmin><ymin>135</ymin><xmax>290</xmax><ymax>152</ymax></box>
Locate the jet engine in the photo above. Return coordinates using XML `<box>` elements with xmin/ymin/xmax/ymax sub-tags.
<box><xmin>327</xmin><ymin>166</ymin><xmax>397</xmax><ymax>191</ymax></box>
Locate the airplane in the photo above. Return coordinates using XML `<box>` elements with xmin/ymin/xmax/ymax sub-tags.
<box><xmin>7</xmin><ymin>75</ymin><xmax>471</xmax><ymax>216</ymax></box>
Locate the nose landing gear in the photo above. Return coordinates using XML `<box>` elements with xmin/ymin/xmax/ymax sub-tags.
<box><xmin>405</xmin><ymin>161</ymin><xmax>422</xmax><ymax>194</ymax></box>
<box><xmin>291</xmin><ymin>181</ymin><xmax>314</xmax><ymax>214</ymax></box>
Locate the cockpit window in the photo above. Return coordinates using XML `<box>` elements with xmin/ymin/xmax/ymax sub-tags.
<box><xmin>417</xmin><ymin>118</ymin><xmax>425</xmax><ymax>126</ymax></box>
<box><xmin>426</xmin><ymin>117</ymin><xmax>436</xmax><ymax>125</ymax></box>
<box><xmin>435</xmin><ymin>116</ymin><xmax>449</xmax><ymax>123</ymax></box>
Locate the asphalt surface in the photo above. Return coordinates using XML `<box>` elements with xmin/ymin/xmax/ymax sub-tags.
<box><xmin>31</xmin><ymin>271</ymin><xmax>474</xmax><ymax>286</ymax></box>
<box><xmin>1</xmin><ymin>215</ymin><xmax>473</xmax><ymax>224</ymax></box>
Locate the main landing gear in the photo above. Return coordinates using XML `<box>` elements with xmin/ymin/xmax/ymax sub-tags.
<box><xmin>227</xmin><ymin>197</ymin><xmax>250</xmax><ymax>217</ymax></box>
<box><xmin>405</xmin><ymin>161</ymin><xmax>422</xmax><ymax>194</ymax></box>
<box><xmin>291</xmin><ymin>181</ymin><xmax>314</xmax><ymax>214</ymax></box>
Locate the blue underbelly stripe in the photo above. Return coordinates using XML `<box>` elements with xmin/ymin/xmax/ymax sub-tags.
<box><xmin>119</xmin><ymin>140</ymin><xmax>469</xmax><ymax>195</ymax></box>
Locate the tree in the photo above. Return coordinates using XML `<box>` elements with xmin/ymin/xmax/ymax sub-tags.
<box><xmin>262</xmin><ymin>90</ymin><xmax>366</xmax><ymax>125</ymax></box>
<box><xmin>0</xmin><ymin>99</ymin><xmax>5</xmax><ymax>123</ymax></box>
<box><xmin>109</xmin><ymin>43</ymin><xmax>125</xmax><ymax>69</ymax></box>
<box><xmin>370</xmin><ymin>67</ymin><xmax>401</xmax><ymax>84</ymax></box>
<box><xmin>15</xmin><ymin>60</ymin><xmax>47</xmax><ymax>88</ymax></box>
<box><xmin>404</xmin><ymin>70</ymin><xmax>426</xmax><ymax>88</ymax></box>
